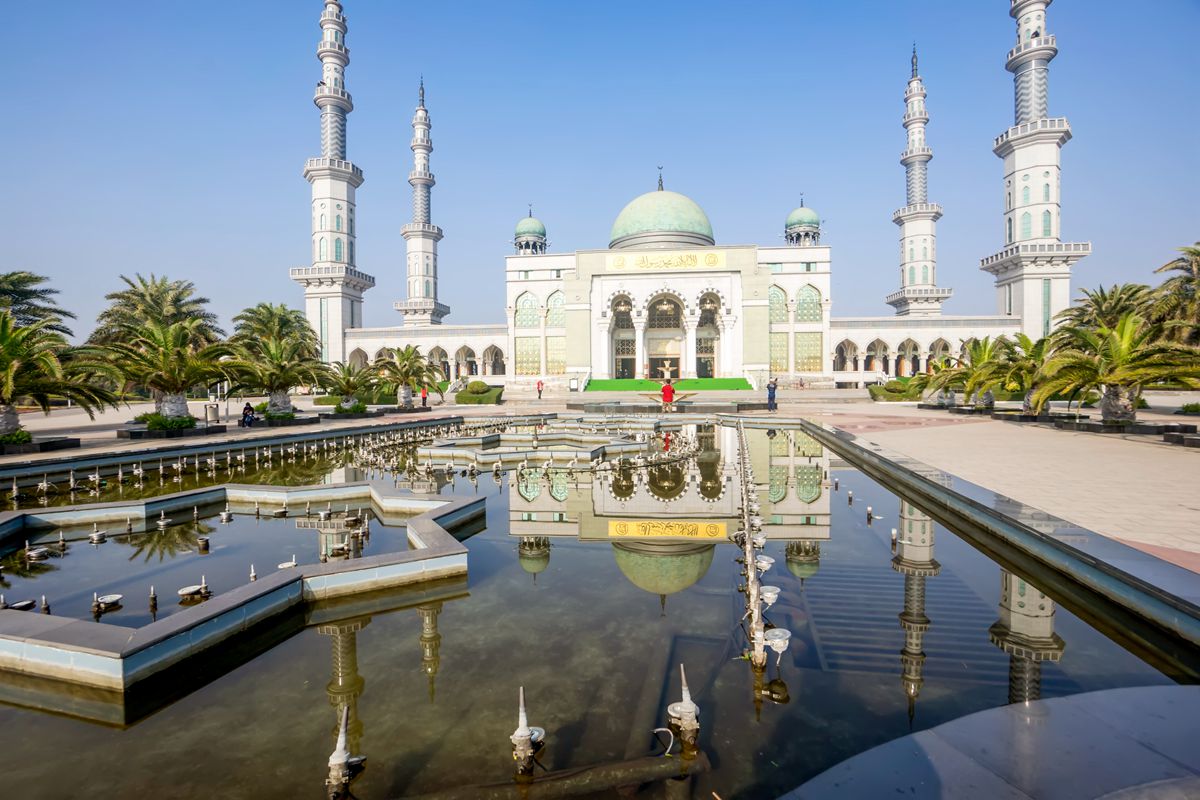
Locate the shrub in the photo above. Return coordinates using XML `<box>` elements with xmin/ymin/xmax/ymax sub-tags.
<box><xmin>0</xmin><ymin>430</ymin><xmax>33</xmax><ymax>444</ymax></box>
<box><xmin>333</xmin><ymin>400</ymin><xmax>367</xmax><ymax>414</ymax></box>
<box><xmin>455</xmin><ymin>386</ymin><xmax>504</xmax><ymax>405</ymax></box>
<box><xmin>467</xmin><ymin>380</ymin><xmax>490</xmax><ymax>395</ymax></box>
<box><xmin>133</xmin><ymin>412</ymin><xmax>154</xmax><ymax>423</ymax></box>
<box><xmin>869</xmin><ymin>383</ymin><xmax>920</xmax><ymax>402</ymax></box>
<box><xmin>1082</xmin><ymin>396</ymin><xmax>1149</xmax><ymax>409</ymax></box>
<box><xmin>883</xmin><ymin>380</ymin><xmax>907</xmax><ymax>393</ymax></box>
<box><xmin>144</xmin><ymin>413</ymin><xmax>198</xmax><ymax>431</ymax></box>
<box><xmin>254</xmin><ymin>401</ymin><xmax>268</xmax><ymax>413</ymax></box>
<box><xmin>314</xmin><ymin>395</ymin><xmax>341</xmax><ymax>405</ymax></box>
<box><xmin>1182</xmin><ymin>402</ymin><xmax>1200</xmax><ymax>414</ymax></box>
<box><xmin>265</xmin><ymin>411</ymin><xmax>295</xmax><ymax>421</ymax></box>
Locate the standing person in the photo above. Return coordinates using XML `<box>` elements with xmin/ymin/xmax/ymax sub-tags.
<box><xmin>661</xmin><ymin>379</ymin><xmax>675</xmax><ymax>412</ymax></box>
<box><xmin>420</xmin><ymin>385</ymin><xmax>428</xmax><ymax>408</ymax></box>
<box><xmin>536</xmin><ymin>379</ymin><xmax>544</xmax><ymax>400</ymax></box>
<box><xmin>767</xmin><ymin>378</ymin><xmax>778</xmax><ymax>413</ymax></box>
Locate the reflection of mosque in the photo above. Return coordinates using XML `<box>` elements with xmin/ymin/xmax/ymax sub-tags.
<box><xmin>509</xmin><ymin>425</ymin><xmax>830</xmax><ymax>608</ymax></box>
<box><xmin>988</xmin><ymin>571</ymin><xmax>1065</xmax><ymax>704</ymax></box>
<box><xmin>893</xmin><ymin>498</ymin><xmax>940</xmax><ymax>725</ymax></box>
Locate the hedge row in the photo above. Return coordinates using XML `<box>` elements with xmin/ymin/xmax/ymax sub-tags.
<box><xmin>455</xmin><ymin>386</ymin><xmax>504</xmax><ymax>405</ymax></box>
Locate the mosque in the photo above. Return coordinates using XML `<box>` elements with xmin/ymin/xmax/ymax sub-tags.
<box><xmin>290</xmin><ymin>0</ymin><xmax>1090</xmax><ymax>389</ymax></box>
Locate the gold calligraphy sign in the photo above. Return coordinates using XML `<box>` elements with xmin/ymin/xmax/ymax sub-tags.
<box><xmin>606</xmin><ymin>251</ymin><xmax>725</xmax><ymax>271</ymax></box>
<box><xmin>608</xmin><ymin>520</ymin><xmax>727</xmax><ymax>539</ymax></box>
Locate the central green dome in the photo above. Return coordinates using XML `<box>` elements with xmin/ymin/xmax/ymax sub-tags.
<box><xmin>515</xmin><ymin>215</ymin><xmax>546</xmax><ymax>238</ymax></box>
<box><xmin>609</xmin><ymin>189</ymin><xmax>715</xmax><ymax>249</ymax></box>
<box><xmin>612</xmin><ymin>541</ymin><xmax>715</xmax><ymax>596</ymax></box>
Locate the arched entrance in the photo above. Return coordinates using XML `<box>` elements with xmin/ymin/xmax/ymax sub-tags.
<box><xmin>428</xmin><ymin>347</ymin><xmax>449</xmax><ymax>381</ymax></box>
<box><xmin>695</xmin><ymin>292</ymin><xmax>721</xmax><ymax>378</ymax></box>
<box><xmin>610</xmin><ymin>295</ymin><xmax>635</xmax><ymax>379</ymax></box>
<box><xmin>896</xmin><ymin>339</ymin><xmax>920</xmax><ymax>377</ymax></box>
<box><xmin>455</xmin><ymin>346</ymin><xmax>477</xmax><ymax>378</ymax></box>
<box><xmin>646</xmin><ymin>295</ymin><xmax>683</xmax><ymax>382</ymax></box>
<box><xmin>927</xmin><ymin>339</ymin><xmax>951</xmax><ymax>372</ymax></box>
<box><xmin>865</xmin><ymin>339</ymin><xmax>889</xmax><ymax>374</ymax></box>
<box><xmin>348</xmin><ymin>348</ymin><xmax>368</xmax><ymax>368</ymax></box>
<box><xmin>482</xmin><ymin>345</ymin><xmax>505</xmax><ymax>375</ymax></box>
<box><xmin>833</xmin><ymin>340</ymin><xmax>858</xmax><ymax>372</ymax></box>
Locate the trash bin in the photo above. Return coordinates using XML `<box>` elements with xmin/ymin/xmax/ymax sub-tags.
<box><xmin>204</xmin><ymin>403</ymin><xmax>220</xmax><ymax>424</ymax></box>
<box><xmin>569</xmin><ymin>378</ymin><xmax>579</xmax><ymax>392</ymax></box>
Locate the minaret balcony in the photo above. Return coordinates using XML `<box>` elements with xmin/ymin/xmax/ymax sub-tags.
<box><xmin>408</xmin><ymin>170</ymin><xmax>435</xmax><ymax>184</ymax></box>
<box><xmin>980</xmin><ymin>241</ymin><xmax>1091</xmax><ymax>275</ymax></box>
<box><xmin>317</xmin><ymin>40</ymin><xmax>349</xmax><ymax>60</ymax></box>
<box><xmin>1006</xmin><ymin>34</ymin><xmax>1056</xmax><ymax>67</ymax></box>
<box><xmin>900</xmin><ymin>146</ymin><xmax>932</xmax><ymax>163</ymax></box>
<box><xmin>902</xmin><ymin>110</ymin><xmax>929</xmax><ymax>124</ymax></box>
<box><xmin>993</xmin><ymin>117</ymin><xmax>1070</xmax><ymax>154</ymax></box>
<box><xmin>320</xmin><ymin>8</ymin><xmax>347</xmax><ymax>27</ymax></box>
<box><xmin>303</xmin><ymin>157</ymin><xmax>365</xmax><ymax>186</ymax></box>
<box><xmin>892</xmin><ymin>203</ymin><xmax>943</xmax><ymax>223</ymax></box>
<box><xmin>289</xmin><ymin>265</ymin><xmax>376</xmax><ymax>292</ymax></box>
<box><xmin>314</xmin><ymin>85</ymin><xmax>353</xmax><ymax>109</ymax></box>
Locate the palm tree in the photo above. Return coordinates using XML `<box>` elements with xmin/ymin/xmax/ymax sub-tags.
<box><xmin>232</xmin><ymin>302</ymin><xmax>320</xmax><ymax>359</ymax></box>
<box><xmin>917</xmin><ymin>337</ymin><xmax>1006</xmax><ymax>408</ymax></box>
<box><xmin>1054</xmin><ymin>283</ymin><xmax>1153</xmax><ymax>335</ymax></box>
<box><xmin>0</xmin><ymin>271</ymin><xmax>75</xmax><ymax>336</ymax></box>
<box><xmin>229</xmin><ymin>335</ymin><xmax>329</xmax><ymax>415</ymax></box>
<box><xmin>1033</xmin><ymin>313</ymin><xmax>1200</xmax><ymax>422</ymax></box>
<box><xmin>373</xmin><ymin>346</ymin><xmax>443</xmax><ymax>408</ymax></box>
<box><xmin>90</xmin><ymin>273</ymin><xmax>223</xmax><ymax>346</ymax></box>
<box><xmin>322</xmin><ymin>360</ymin><xmax>375</xmax><ymax>406</ymax></box>
<box><xmin>1151</xmin><ymin>242</ymin><xmax>1200</xmax><ymax>345</ymax></box>
<box><xmin>989</xmin><ymin>334</ymin><xmax>1051</xmax><ymax>414</ymax></box>
<box><xmin>104</xmin><ymin>319</ymin><xmax>233</xmax><ymax>418</ymax></box>
<box><xmin>0</xmin><ymin>312</ymin><xmax>119</xmax><ymax>436</ymax></box>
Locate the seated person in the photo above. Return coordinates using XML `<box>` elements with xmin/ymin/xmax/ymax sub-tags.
<box><xmin>240</xmin><ymin>402</ymin><xmax>256</xmax><ymax>427</ymax></box>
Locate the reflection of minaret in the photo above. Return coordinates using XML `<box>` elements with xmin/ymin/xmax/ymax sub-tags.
<box><xmin>417</xmin><ymin>603</ymin><xmax>442</xmax><ymax>703</ymax></box>
<box><xmin>518</xmin><ymin>536</ymin><xmax>551</xmax><ymax>584</ymax></box>
<box><xmin>319</xmin><ymin>617</ymin><xmax>369</xmax><ymax>757</ymax></box>
<box><xmin>892</xmin><ymin>500</ymin><xmax>940</xmax><ymax>727</ymax></box>
<box><xmin>988</xmin><ymin>571</ymin><xmax>1065</xmax><ymax>704</ymax></box>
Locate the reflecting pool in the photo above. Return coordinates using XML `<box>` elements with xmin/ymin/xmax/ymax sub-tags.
<box><xmin>0</xmin><ymin>423</ymin><xmax>1177</xmax><ymax>798</ymax></box>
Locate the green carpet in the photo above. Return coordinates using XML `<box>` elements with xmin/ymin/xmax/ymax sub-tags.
<box><xmin>584</xmin><ymin>378</ymin><xmax>753</xmax><ymax>392</ymax></box>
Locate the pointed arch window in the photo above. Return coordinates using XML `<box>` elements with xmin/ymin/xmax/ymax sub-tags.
<box><xmin>334</xmin><ymin>238</ymin><xmax>344</xmax><ymax>261</ymax></box>
<box><xmin>1042</xmin><ymin>210</ymin><xmax>1052</xmax><ymax>237</ymax></box>
<box><xmin>1021</xmin><ymin>186</ymin><xmax>1030</xmax><ymax>205</ymax></box>
<box><xmin>922</xmin><ymin>264</ymin><xmax>929</xmax><ymax>283</ymax></box>
<box><xmin>768</xmin><ymin>286</ymin><xmax>787</xmax><ymax>323</ymax></box>
<box><xmin>319</xmin><ymin>238</ymin><xmax>327</xmax><ymax>259</ymax></box>
<box><xmin>1043</xmin><ymin>183</ymin><xmax>1051</xmax><ymax>202</ymax></box>
<box><xmin>794</xmin><ymin>285</ymin><xmax>821</xmax><ymax>322</ymax></box>
<box><xmin>545</xmin><ymin>291</ymin><xmax>566</xmax><ymax>327</ymax></box>
<box><xmin>1020</xmin><ymin>212</ymin><xmax>1032</xmax><ymax>239</ymax></box>
<box><xmin>335</xmin><ymin>215</ymin><xmax>342</xmax><ymax>232</ymax></box>
<box><xmin>348</xmin><ymin>241</ymin><xmax>354</xmax><ymax>264</ymax></box>
<box><xmin>515</xmin><ymin>292</ymin><xmax>540</xmax><ymax>328</ymax></box>
<box><xmin>424</xmin><ymin>280</ymin><xmax>431</xmax><ymax>298</ymax></box>
<box><xmin>1007</xmin><ymin>217</ymin><xmax>1014</xmax><ymax>243</ymax></box>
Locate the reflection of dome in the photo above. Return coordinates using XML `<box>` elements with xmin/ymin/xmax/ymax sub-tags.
<box><xmin>612</xmin><ymin>541</ymin><xmax>714</xmax><ymax>595</ymax></box>
<box><xmin>610</xmin><ymin>464</ymin><xmax>636</xmax><ymax>499</ymax></box>
<box><xmin>786</xmin><ymin>541</ymin><xmax>821</xmax><ymax>581</ymax></box>
<box><xmin>518</xmin><ymin>537</ymin><xmax>551</xmax><ymax>576</ymax></box>
<box><xmin>786</xmin><ymin>206</ymin><xmax>820</xmax><ymax>229</ymax></box>
<box><xmin>515</xmin><ymin>216</ymin><xmax>547</xmax><ymax>238</ymax></box>
<box><xmin>647</xmin><ymin>464</ymin><xmax>686</xmax><ymax>501</ymax></box>
<box><xmin>609</xmin><ymin>189</ymin><xmax>715</xmax><ymax>250</ymax></box>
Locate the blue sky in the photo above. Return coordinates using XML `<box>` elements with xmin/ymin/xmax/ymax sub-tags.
<box><xmin>8</xmin><ymin>0</ymin><xmax>1198</xmax><ymax>336</ymax></box>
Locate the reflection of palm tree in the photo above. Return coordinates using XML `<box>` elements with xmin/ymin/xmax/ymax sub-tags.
<box><xmin>124</xmin><ymin>521</ymin><xmax>212</xmax><ymax>563</ymax></box>
<box><xmin>0</xmin><ymin>551</ymin><xmax>58</xmax><ymax>587</ymax></box>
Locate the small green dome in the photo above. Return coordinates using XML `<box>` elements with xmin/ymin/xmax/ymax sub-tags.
<box><xmin>786</xmin><ymin>206</ymin><xmax>820</xmax><ymax>229</ymax></box>
<box><xmin>609</xmin><ymin>190</ymin><xmax>714</xmax><ymax>248</ymax></box>
<box><xmin>519</xmin><ymin>550</ymin><xmax>550</xmax><ymax>575</ymax></box>
<box><xmin>612</xmin><ymin>542</ymin><xmax>715</xmax><ymax>596</ymax></box>
<box><xmin>515</xmin><ymin>215</ymin><xmax>546</xmax><ymax>238</ymax></box>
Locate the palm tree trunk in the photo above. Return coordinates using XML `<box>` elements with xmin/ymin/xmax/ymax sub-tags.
<box><xmin>1100</xmin><ymin>384</ymin><xmax>1136</xmax><ymax>423</ymax></box>
<box><xmin>268</xmin><ymin>390</ymin><xmax>292</xmax><ymax>415</ymax></box>
<box><xmin>0</xmin><ymin>404</ymin><xmax>20</xmax><ymax>436</ymax></box>
<box><xmin>161</xmin><ymin>392</ymin><xmax>190</xmax><ymax>419</ymax></box>
<box><xmin>978</xmin><ymin>390</ymin><xmax>995</xmax><ymax>409</ymax></box>
<box><xmin>341</xmin><ymin>395</ymin><xmax>354</xmax><ymax>407</ymax></box>
<box><xmin>399</xmin><ymin>384</ymin><xmax>413</xmax><ymax>409</ymax></box>
<box><xmin>1022</xmin><ymin>388</ymin><xmax>1034</xmax><ymax>415</ymax></box>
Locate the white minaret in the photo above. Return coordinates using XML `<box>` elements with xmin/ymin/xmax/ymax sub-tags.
<box><xmin>980</xmin><ymin>0</ymin><xmax>1090</xmax><ymax>339</ymax></box>
<box><xmin>892</xmin><ymin>498</ymin><xmax>940</xmax><ymax>726</ymax></box>
<box><xmin>394</xmin><ymin>79</ymin><xmax>450</xmax><ymax>326</ymax></box>
<box><xmin>887</xmin><ymin>46</ymin><xmax>951</xmax><ymax>317</ymax></box>
<box><xmin>290</xmin><ymin>0</ymin><xmax>375</xmax><ymax>364</ymax></box>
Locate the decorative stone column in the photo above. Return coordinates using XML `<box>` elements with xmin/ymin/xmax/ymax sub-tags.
<box><xmin>684</xmin><ymin>320</ymin><xmax>697</xmax><ymax>380</ymax></box>
<box><xmin>634</xmin><ymin>320</ymin><xmax>646</xmax><ymax>379</ymax></box>
<box><xmin>538</xmin><ymin>307</ymin><xmax>547</xmax><ymax>377</ymax></box>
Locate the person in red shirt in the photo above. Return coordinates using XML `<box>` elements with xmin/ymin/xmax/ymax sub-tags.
<box><xmin>420</xmin><ymin>385</ymin><xmax>428</xmax><ymax>407</ymax></box>
<box><xmin>661</xmin><ymin>379</ymin><xmax>675</xmax><ymax>411</ymax></box>
<box><xmin>536</xmin><ymin>379</ymin><xmax>544</xmax><ymax>400</ymax></box>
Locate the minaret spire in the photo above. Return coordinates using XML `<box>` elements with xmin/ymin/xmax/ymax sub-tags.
<box><xmin>657</xmin><ymin>166</ymin><xmax>664</xmax><ymax>191</ymax></box>
<box><xmin>980</xmin><ymin>0</ymin><xmax>1090</xmax><ymax>339</ymax></box>
<box><xmin>395</xmin><ymin>77</ymin><xmax>449</xmax><ymax>325</ymax></box>
<box><xmin>887</xmin><ymin>47</ymin><xmax>950</xmax><ymax>317</ymax></box>
<box><xmin>290</xmin><ymin>0</ymin><xmax>374</xmax><ymax>363</ymax></box>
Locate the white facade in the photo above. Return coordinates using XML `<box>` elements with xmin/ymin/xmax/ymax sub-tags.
<box><xmin>289</xmin><ymin>1</ymin><xmax>1087</xmax><ymax>389</ymax></box>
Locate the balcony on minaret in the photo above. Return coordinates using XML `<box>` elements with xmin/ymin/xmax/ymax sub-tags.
<box><xmin>902</xmin><ymin>109</ymin><xmax>929</xmax><ymax>125</ymax></box>
<box><xmin>409</xmin><ymin>169</ymin><xmax>435</xmax><ymax>184</ymax></box>
<box><xmin>314</xmin><ymin>85</ymin><xmax>353</xmax><ymax>108</ymax></box>
<box><xmin>1006</xmin><ymin>34</ymin><xmax>1057</xmax><ymax>67</ymax></box>
<box><xmin>320</xmin><ymin>7</ymin><xmax>345</xmax><ymax>24</ymax></box>
<box><xmin>401</xmin><ymin>222</ymin><xmax>443</xmax><ymax>240</ymax></box>
<box><xmin>303</xmin><ymin>157</ymin><xmax>364</xmax><ymax>187</ymax></box>
<box><xmin>900</xmin><ymin>146</ymin><xmax>932</xmax><ymax>164</ymax></box>
<box><xmin>892</xmin><ymin>203</ymin><xmax>943</xmax><ymax>224</ymax></box>
<box><xmin>980</xmin><ymin>241</ymin><xmax>1091</xmax><ymax>275</ymax></box>
<box><xmin>993</xmin><ymin>117</ymin><xmax>1070</xmax><ymax>155</ymax></box>
<box><xmin>290</xmin><ymin>265</ymin><xmax>375</xmax><ymax>293</ymax></box>
<box><xmin>317</xmin><ymin>39</ymin><xmax>349</xmax><ymax>60</ymax></box>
